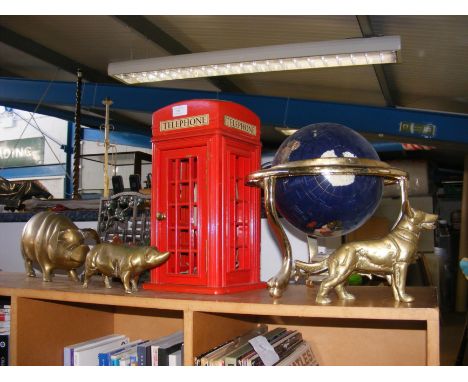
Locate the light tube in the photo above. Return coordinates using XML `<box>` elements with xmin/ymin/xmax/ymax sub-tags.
<box><xmin>108</xmin><ymin>36</ymin><xmax>401</xmax><ymax>84</ymax></box>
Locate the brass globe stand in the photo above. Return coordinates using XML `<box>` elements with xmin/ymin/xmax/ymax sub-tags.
<box><xmin>247</xmin><ymin>157</ymin><xmax>409</xmax><ymax>298</ymax></box>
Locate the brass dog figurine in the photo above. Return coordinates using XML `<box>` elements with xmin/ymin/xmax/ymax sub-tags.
<box><xmin>21</xmin><ymin>211</ymin><xmax>100</xmax><ymax>282</ymax></box>
<box><xmin>295</xmin><ymin>206</ymin><xmax>438</xmax><ymax>304</ymax></box>
<box><xmin>82</xmin><ymin>243</ymin><xmax>170</xmax><ymax>293</ymax></box>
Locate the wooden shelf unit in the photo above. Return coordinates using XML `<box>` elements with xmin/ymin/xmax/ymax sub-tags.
<box><xmin>0</xmin><ymin>272</ymin><xmax>439</xmax><ymax>366</ymax></box>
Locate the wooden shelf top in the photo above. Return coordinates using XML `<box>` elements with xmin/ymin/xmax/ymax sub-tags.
<box><xmin>0</xmin><ymin>272</ymin><xmax>438</xmax><ymax>321</ymax></box>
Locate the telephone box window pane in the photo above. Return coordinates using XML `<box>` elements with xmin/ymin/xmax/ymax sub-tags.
<box><xmin>179</xmin><ymin>183</ymin><xmax>189</xmax><ymax>203</ymax></box>
<box><xmin>180</xmin><ymin>159</ymin><xmax>188</xmax><ymax>180</ymax></box>
<box><xmin>179</xmin><ymin>252</ymin><xmax>189</xmax><ymax>274</ymax></box>
<box><xmin>167</xmin><ymin>251</ymin><xmax>176</xmax><ymax>273</ymax></box>
<box><xmin>191</xmin><ymin>229</ymin><xmax>198</xmax><ymax>249</ymax></box>
<box><xmin>193</xmin><ymin>183</ymin><xmax>198</xmax><ymax>203</ymax></box>
<box><xmin>178</xmin><ymin>206</ymin><xmax>189</xmax><ymax>226</ymax></box>
<box><xmin>192</xmin><ymin>205</ymin><xmax>197</xmax><ymax>226</ymax></box>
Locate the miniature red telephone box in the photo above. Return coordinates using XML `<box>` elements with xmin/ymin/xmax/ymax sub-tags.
<box><xmin>144</xmin><ymin>99</ymin><xmax>265</xmax><ymax>294</ymax></box>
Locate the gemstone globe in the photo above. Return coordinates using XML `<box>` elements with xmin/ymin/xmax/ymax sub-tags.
<box><xmin>272</xmin><ymin>123</ymin><xmax>383</xmax><ymax>237</ymax></box>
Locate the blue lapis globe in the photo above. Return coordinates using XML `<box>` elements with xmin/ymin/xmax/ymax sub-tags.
<box><xmin>272</xmin><ymin>123</ymin><xmax>383</xmax><ymax>237</ymax></box>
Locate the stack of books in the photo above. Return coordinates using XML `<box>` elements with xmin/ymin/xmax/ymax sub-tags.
<box><xmin>195</xmin><ymin>325</ymin><xmax>318</xmax><ymax>366</ymax></box>
<box><xmin>0</xmin><ymin>299</ymin><xmax>10</xmax><ymax>366</ymax></box>
<box><xmin>63</xmin><ymin>330</ymin><xmax>183</xmax><ymax>366</ymax></box>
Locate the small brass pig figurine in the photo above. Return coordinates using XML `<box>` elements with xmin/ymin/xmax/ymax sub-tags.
<box><xmin>21</xmin><ymin>211</ymin><xmax>100</xmax><ymax>282</ymax></box>
<box><xmin>82</xmin><ymin>243</ymin><xmax>170</xmax><ymax>293</ymax></box>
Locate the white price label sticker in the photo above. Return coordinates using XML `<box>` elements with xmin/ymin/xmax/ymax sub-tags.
<box><xmin>172</xmin><ymin>104</ymin><xmax>188</xmax><ymax>117</ymax></box>
<box><xmin>248</xmin><ymin>335</ymin><xmax>279</xmax><ymax>366</ymax></box>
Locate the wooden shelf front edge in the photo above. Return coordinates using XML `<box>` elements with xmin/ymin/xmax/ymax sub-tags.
<box><xmin>0</xmin><ymin>273</ymin><xmax>439</xmax><ymax>322</ymax></box>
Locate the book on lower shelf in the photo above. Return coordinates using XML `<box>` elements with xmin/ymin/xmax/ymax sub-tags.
<box><xmin>150</xmin><ymin>330</ymin><xmax>184</xmax><ymax>366</ymax></box>
<box><xmin>275</xmin><ymin>341</ymin><xmax>319</xmax><ymax>366</ymax></box>
<box><xmin>0</xmin><ymin>301</ymin><xmax>10</xmax><ymax>367</ymax></box>
<box><xmin>0</xmin><ymin>334</ymin><xmax>8</xmax><ymax>367</ymax></box>
<box><xmin>169</xmin><ymin>349</ymin><xmax>182</xmax><ymax>366</ymax></box>
<box><xmin>195</xmin><ymin>324</ymin><xmax>268</xmax><ymax>366</ymax></box>
<box><xmin>194</xmin><ymin>326</ymin><xmax>318</xmax><ymax>366</ymax></box>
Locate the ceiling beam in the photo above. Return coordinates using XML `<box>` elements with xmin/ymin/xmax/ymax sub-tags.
<box><xmin>1</xmin><ymin>78</ymin><xmax>468</xmax><ymax>146</ymax></box>
<box><xmin>356</xmin><ymin>16</ymin><xmax>396</xmax><ymax>108</ymax></box>
<box><xmin>0</xmin><ymin>25</ymin><xmax>116</xmax><ymax>84</ymax></box>
<box><xmin>113</xmin><ymin>15</ymin><xmax>244</xmax><ymax>93</ymax></box>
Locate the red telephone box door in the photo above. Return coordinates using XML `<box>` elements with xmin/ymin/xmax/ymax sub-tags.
<box><xmin>156</xmin><ymin>146</ymin><xmax>208</xmax><ymax>286</ymax></box>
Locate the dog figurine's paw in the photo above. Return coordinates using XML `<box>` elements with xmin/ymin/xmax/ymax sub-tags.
<box><xmin>316</xmin><ymin>295</ymin><xmax>332</xmax><ymax>304</ymax></box>
<box><xmin>399</xmin><ymin>293</ymin><xmax>415</xmax><ymax>303</ymax></box>
<box><xmin>291</xmin><ymin>269</ymin><xmax>302</xmax><ymax>283</ymax></box>
<box><xmin>267</xmin><ymin>276</ymin><xmax>288</xmax><ymax>298</ymax></box>
<box><xmin>339</xmin><ymin>291</ymin><xmax>355</xmax><ymax>300</ymax></box>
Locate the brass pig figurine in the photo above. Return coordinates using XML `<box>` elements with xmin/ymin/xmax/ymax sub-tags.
<box><xmin>21</xmin><ymin>211</ymin><xmax>100</xmax><ymax>282</ymax></box>
<box><xmin>82</xmin><ymin>243</ymin><xmax>170</xmax><ymax>293</ymax></box>
<box><xmin>295</xmin><ymin>207</ymin><xmax>438</xmax><ymax>304</ymax></box>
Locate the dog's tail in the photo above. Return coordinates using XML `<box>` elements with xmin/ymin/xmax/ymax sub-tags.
<box><xmin>295</xmin><ymin>258</ymin><xmax>328</xmax><ymax>274</ymax></box>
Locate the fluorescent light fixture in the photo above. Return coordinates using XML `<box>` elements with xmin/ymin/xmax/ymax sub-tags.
<box><xmin>108</xmin><ymin>36</ymin><xmax>401</xmax><ymax>84</ymax></box>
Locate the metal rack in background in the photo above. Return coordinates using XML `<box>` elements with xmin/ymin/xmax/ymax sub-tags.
<box><xmin>97</xmin><ymin>191</ymin><xmax>151</xmax><ymax>245</ymax></box>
